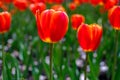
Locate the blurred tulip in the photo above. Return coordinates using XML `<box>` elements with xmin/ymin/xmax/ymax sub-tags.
<box><xmin>54</xmin><ymin>0</ymin><xmax>63</xmax><ymax>4</ymax></box>
<box><xmin>13</xmin><ymin>0</ymin><xmax>28</xmax><ymax>11</ymax></box>
<box><xmin>51</xmin><ymin>4</ymin><xmax>65</xmax><ymax>11</ymax></box>
<box><xmin>102</xmin><ymin>0</ymin><xmax>118</xmax><ymax>10</ymax></box>
<box><xmin>0</xmin><ymin>11</ymin><xmax>11</xmax><ymax>34</ymax></box>
<box><xmin>4</xmin><ymin>0</ymin><xmax>13</xmax><ymax>3</ymax></box>
<box><xmin>108</xmin><ymin>6</ymin><xmax>120</xmax><ymax>30</ymax></box>
<box><xmin>73</xmin><ymin>0</ymin><xmax>81</xmax><ymax>5</ymax></box>
<box><xmin>77</xmin><ymin>23</ymin><xmax>102</xmax><ymax>52</ymax></box>
<box><xmin>0</xmin><ymin>1</ymin><xmax>8</xmax><ymax>11</ymax></box>
<box><xmin>29</xmin><ymin>2</ymin><xmax>46</xmax><ymax>15</ymax></box>
<box><xmin>90</xmin><ymin>0</ymin><xmax>103</xmax><ymax>6</ymax></box>
<box><xmin>36</xmin><ymin>9</ymin><xmax>69</xmax><ymax>43</ymax></box>
<box><xmin>28</xmin><ymin>0</ymin><xmax>46</xmax><ymax>3</ymax></box>
<box><xmin>68</xmin><ymin>2</ymin><xmax>77</xmax><ymax>11</ymax></box>
<box><xmin>71</xmin><ymin>14</ymin><xmax>85</xmax><ymax>30</ymax></box>
<box><xmin>47</xmin><ymin>0</ymin><xmax>54</xmax><ymax>4</ymax></box>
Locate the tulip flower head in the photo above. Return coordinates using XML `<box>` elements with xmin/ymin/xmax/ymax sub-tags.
<box><xmin>77</xmin><ymin>23</ymin><xmax>102</xmax><ymax>52</ymax></box>
<box><xmin>51</xmin><ymin>4</ymin><xmax>65</xmax><ymax>12</ymax></box>
<box><xmin>102</xmin><ymin>0</ymin><xmax>118</xmax><ymax>10</ymax></box>
<box><xmin>108</xmin><ymin>6</ymin><xmax>120</xmax><ymax>30</ymax></box>
<box><xmin>71</xmin><ymin>14</ymin><xmax>85</xmax><ymax>30</ymax></box>
<box><xmin>0</xmin><ymin>11</ymin><xmax>11</xmax><ymax>34</ymax></box>
<box><xmin>29</xmin><ymin>2</ymin><xmax>46</xmax><ymax>15</ymax></box>
<box><xmin>68</xmin><ymin>2</ymin><xmax>77</xmax><ymax>11</ymax></box>
<box><xmin>36</xmin><ymin>9</ymin><xmax>69</xmax><ymax>43</ymax></box>
<box><xmin>90</xmin><ymin>0</ymin><xmax>103</xmax><ymax>6</ymax></box>
<box><xmin>13</xmin><ymin>0</ymin><xmax>28</xmax><ymax>11</ymax></box>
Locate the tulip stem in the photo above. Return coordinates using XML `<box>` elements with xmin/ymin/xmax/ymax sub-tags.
<box><xmin>2</xmin><ymin>34</ymin><xmax>5</xmax><ymax>80</ymax></box>
<box><xmin>49</xmin><ymin>43</ymin><xmax>53</xmax><ymax>80</ymax></box>
<box><xmin>84</xmin><ymin>52</ymin><xmax>89</xmax><ymax>80</ymax></box>
<box><xmin>112</xmin><ymin>30</ymin><xmax>119</xmax><ymax>80</ymax></box>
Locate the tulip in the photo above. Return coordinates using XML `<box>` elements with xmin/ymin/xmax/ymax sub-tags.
<box><xmin>0</xmin><ymin>11</ymin><xmax>11</xmax><ymax>34</ymax></box>
<box><xmin>77</xmin><ymin>23</ymin><xmax>102</xmax><ymax>52</ymax></box>
<box><xmin>4</xmin><ymin>0</ymin><xmax>13</xmax><ymax>3</ymax></box>
<box><xmin>77</xmin><ymin>23</ymin><xmax>102</xmax><ymax>80</ymax></box>
<box><xmin>13</xmin><ymin>0</ymin><xmax>28</xmax><ymax>11</ymax></box>
<box><xmin>102</xmin><ymin>0</ymin><xmax>118</xmax><ymax>10</ymax></box>
<box><xmin>0</xmin><ymin>11</ymin><xmax>11</xmax><ymax>80</ymax></box>
<box><xmin>51</xmin><ymin>4</ymin><xmax>65</xmax><ymax>12</ymax></box>
<box><xmin>36</xmin><ymin>9</ymin><xmax>68</xmax><ymax>80</ymax></box>
<box><xmin>68</xmin><ymin>2</ymin><xmax>77</xmax><ymax>11</ymax></box>
<box><xmin>29</xmin><ymin>2</ymin><xmax>46</xmax><ymax>15</ymax></box>
<box><xmin>28</xmin><ymin>0</ymin><xmax>46</xmax><ymax>3</ymax></box>
<box><xmin>73</xmin><ymin>0</ymin><xmax>81</xmax><ymax>5</ymax></box>
<box><xmin>71</xmin><ymin>14</ymin><xmax>85</xmax><ymax>30</ymax></box>
<box><xmin>108</xmin><ymin>5</ymin><xmax>120</xmax><ymax>80</ymax></box>
<box><xmin>108</xmin><ymin>6</ymin><xmax>120</xmax><ymax>30</ymax></box>
<box><xmin>90</xmin><ymin>0</ymin><xmax>103</xmax><ymax>6</ymax></box>
<box><xmin>0</xmin><ymin>1</ymin><xmax>8</xmax><ymax>11</ymax></box>
<box><xmin>36</xmin><ymin>9</ymin><xmax>69</xmax><ymax>43</ymax></box>
<box><xmin>54</xmin><ymin>0</ymin><xmax>63</xmax><ymax>4</ymax></box>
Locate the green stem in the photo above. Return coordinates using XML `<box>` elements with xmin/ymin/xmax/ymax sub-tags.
<box><xmin>112</xmin><ymin>30</ymin><xmax>119</xmax><ymax>80</ymax></box>
<box><xmin>49</xmin><ymin>43</ymin><xmax>53</xmax><ymax>80</ymax></box>
<box><xmin>84</xmin><ymin>52</ymin><xmax>89</xmax><ymax>80</ymax></box>
<box><xmin>2</xmin><ymin>34</ymin><xmax>5</xmax><ymax>80</ymax></box>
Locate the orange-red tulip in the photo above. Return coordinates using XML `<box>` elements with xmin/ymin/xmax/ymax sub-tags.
<box><xmin>29</xmin><ymin>2</ymin><xmax>46</xmax><ymax>15</ymax></box>
<box><xmin>51</xmin><ymin>4</ymin><xmax>65</xmax><ymax>11</ymax></box>
<box><xmin>73</xmin><ymin>0</ymin><xmax>81</xmax><ymax>5</ymax></box>
<box><xmin>36</xmin><ymin>9</ymin><xmax>69</xmax><ymax>43</ymax></box>
<box><xmin>13</xmin><ymin>0</ymin><xmax>28</xmax><ymax>11</ymax></box>
<box><xmin>28</xmin><ymin>0</ymin><xmax>46</xmax><ymax>3</ymax></box>
<box><xmin>4</xmin><ymin>0</ymin><xmax>13</xmax><ymax>3</ymax></box>
<box><xmin>0</xmin><ymin>1</ymin><xmax>8</xmax><ymax>11</ymax></box>
<box><xmin>54</xmin><ymin>0</ymin><xmax>63</xmax><ymax>4</ymax></box>
<box><xmin>108</xmin><ymin>6</ymin><xmax>120</xmax><ymax>30</ymax></box>
<box><xmin>71</xmin><ymin>14</ymin><xmax>85</xmax><ymax>30</ymax></box>
<box><xmin>90</xmin><ymin>0</ymin><xmax>103</xmax><ymax>6</ymax></box>
<box><xmin>77</xmin><ymin>23</ymin><xmax>102</xmax><ymax>52</ymax></box>
<box><xmin>68</xmin><ymin>2</ymin><xmax>77</xmax><ymax>11</ymax></box>
<box><xmin>0</xmin><ymin>11</ymin><xmax>11</xmax><ymax>34</ymax></box>
<box><xmin>102</xmin><ymin>0</ymin><xmax>118</xmax><ymax>10</ymax></box>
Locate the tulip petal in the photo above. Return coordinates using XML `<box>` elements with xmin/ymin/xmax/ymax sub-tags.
<box><xmin>50</xmin><ymin>11</ymin><xmax>68</xmax><ymax>42</ymax></box>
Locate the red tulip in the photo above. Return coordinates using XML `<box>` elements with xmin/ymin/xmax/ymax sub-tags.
<box><xmin>108</xmin><ymin>6</ymin><xmax>120</xmax><ymax>30</ymax></box>
<box><xmin>0</xmin><ymin>1</ymin><xmax>8</xmax><ymax>11</ymax></box>
<box><xmin>77</xmin><ymin>23</ymin><xmax>102</xmax><ymax>52</ymax></box>
<box><xmin>68</xmin><ymin>2</ymin><xmax>77</xmax><ymax>11</ymax></box>
<box><xmin>47</xmin><ymin>0</ymin><xmax>54</xmax><ymax>4</ymax></box>
<box><xmin>54</xmin><ymin>0</ymin><xmax>63</xmax><ymax>4</ymax></box>
<box><xmin>4</xmin><ymin>0</ymin><xmax>13</xmax><ymax>3</ymax></box>
<box><xmin>102</xmin><ymin>0</ymin><xmax>118</xmax><ymax>10</ymax></box>
<box><xmin>0</xmin><ymin>11</ymin><xmax>11</xmax><ymax>34</ymax></box>
<box><xmin>71</xmin><ymin>14</ymin><xmax>85</xmax><ymax>30</ymax></box>
<box><xmin>28</xmin><ymin>0</ymin><xmax>46</xmax><ymax>3</ymax></box>
<box><xmin>90</xmin><ymin>0</ymin><xmax>103</xmax><ymax>6</ymax></box>
<box><xmin>29</xmin><ymin>2</ymin><xmax>46</xmax><ymax>15</ymax></box>
<box><xmin>51</xmin><ymin>4</ymin><xmax>65</xmax><ymax>11</ymax></box>
<box><xmin>13</xmin><ymin>0</ymin><xmax>28</xmax><ymax>11</ymax></box>
<box><xmin>73</xmin><ymin>0</ymin><xmax>81</xmax><ymax>5</ymax></box>
<box><xmin>36</xmin><ymin>9</ymin><xmax>69</xmax><ymax>43</ymax></box>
